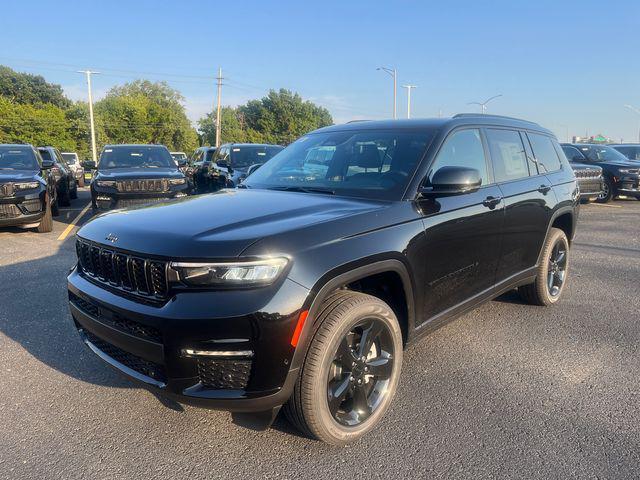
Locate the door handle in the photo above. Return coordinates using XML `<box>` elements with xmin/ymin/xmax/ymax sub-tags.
<box><xmin>482</xmin><ymin>196</ymin><xmax>502</xmax><ymax>209</ymax></box>
<box><xmin>538</xmin><ymin>184</ymin><xmax>551</xmax><ymax>194</ymax></box>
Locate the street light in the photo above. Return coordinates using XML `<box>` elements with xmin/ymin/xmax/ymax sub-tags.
<box><xmin>377</xmin><ymin>66</ymin><xmax>397</xmax><ymax>119</ymax></box>
<box><xmin>467</xmin><ymin>94</ymin><xmax>503</xmax><ymax>114</ymax></box>
<box><xmin>77</xmin><ymin>70</ymin><xmax>100</xmax><ymax>165</ymax></box>
<box><xmin>624</xmin><ymin>104</ymin><xmax>640</xmax><ymax>143</ymax></box>
<box><xmin>402</xmin><ymin>85</ymin><xmax>417</xmax><ymax>119</ymax></box>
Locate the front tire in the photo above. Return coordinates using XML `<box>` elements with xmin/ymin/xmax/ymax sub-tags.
<box><xmin>519</xmin><ymin>227</ymin><xmax>570</xmax><ymax>306</ymax></box>
<box><xmin>284</xmin><ymin>291</ymin><xmax>403</xmax><ymax>445</ymax></box>
<box><xmin>36</xmin><ymin>197</ymin><xmax>53</xmax><ymax>233</ymax></box>
<box><xmin>596</xmin><ymin>178</ymin><xmax>614</xmax><ymax>203</ymax></box>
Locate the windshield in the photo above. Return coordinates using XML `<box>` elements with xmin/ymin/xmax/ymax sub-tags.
<box><xmin>99</xmin><ymin>146</ymin><xmax>174</xmax><ymax>169</ymax></box>
<box><xmin>61</xmin><ymin>153</ymin><xmax>78</xmax><ymax>165</ymax></box>
<box><xmin>578</xmin><ymin>145</ymin><xmax>630</xmax><ymax>163</ymax></box>
<box><xmin>0</xmin><ymin>146</ymin><xmax>40</xmax><ymax>170</ymax></box>
<box><xmin>231</xmin><ymin>145</ymin><xmax>283</xmax><ymax>169</ymax></box>
<box><xmin>243</xmin><ymin>130</ymin><xmax>432</xmax><ymax>200</ymax></box>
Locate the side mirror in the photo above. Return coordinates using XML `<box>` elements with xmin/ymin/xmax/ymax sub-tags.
<box><xmin>41</xmin><ymin>159</ymin><xmax>54</xmax><ymax>169</ymax></box>
<box><xmin>419</xmin><ymin>166</ymin><xmax>482</xmax><ymax>196</ymax></box>
<box><xmin>216</xmin><ymin>159</ymin><xmax>229</xmax><ymax>169</ymax></box>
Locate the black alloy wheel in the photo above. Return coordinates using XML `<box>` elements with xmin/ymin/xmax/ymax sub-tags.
<box><xmin>327</xmin><ymin>318</ymin><xmax>395</xmax><ymax>426</ymax></box>
<box><xmin>547</xmin><ymin>241</ymin><xmax>567</xmax><ymax>298</ymax></box>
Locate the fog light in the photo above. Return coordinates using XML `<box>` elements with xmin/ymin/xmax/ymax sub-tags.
<box><xmin>182</xmin><ymin>348</ymin><xmax>253</xmax><ymax>358</ymax></box>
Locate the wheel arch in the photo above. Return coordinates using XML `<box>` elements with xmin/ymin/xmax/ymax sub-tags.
<box><xmin>536</xmin><ymin>206</ymin><xmax>576</xmax><ymax>266</ymax></box>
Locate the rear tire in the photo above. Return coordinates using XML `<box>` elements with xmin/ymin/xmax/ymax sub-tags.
<box><xmin>36</xmin><ymin>197</ymin><xmax>53</xmax><ymax>233</ymax></box>
<box><xmin>596</xmin><ymin>178</ymin><xmax>613</xmax><ymax>203</ymax></box>
<box><xmin>519</xmin><ymin>227</ymin><xmax>570</xmax><ymax>306</ymax></box>
<box><xmin>284</xmin><ymin>291</ymin><xmax>403</xmax><ymax>445</ymax></box>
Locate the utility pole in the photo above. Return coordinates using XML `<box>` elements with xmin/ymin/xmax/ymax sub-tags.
<box><xmin>467</xmin><ymin>94</ymin><xmax>503</xmax><ymax>114</ymax></box>
<box><xmin>402</xmin><ymin>85</ymin><xmax>417</xmax><ymax>119</ymax></box>
<box><xmin>215</xmin><ymin>67</ymin><xmax>223</xmax><ymax>147</ymax></box>
<box><xmin>377</xmin><ymin>66</ymin><xmax>397</xmax><ymax>119</ymax></box>
<box><xmin>78</xmin><ymin>70</ymin><xmax>100</xmax><ymax>164</ymax></box>
<box><xmin>624</xmin><ymin>104</ymin><xmax>640</xmax><ymax>143</ymax></box>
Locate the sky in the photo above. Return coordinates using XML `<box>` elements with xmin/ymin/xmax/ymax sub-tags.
<box><xmin>2</xmin><ymin>0</ymin><xmax>640</xmax><ymax>141</ymax></box>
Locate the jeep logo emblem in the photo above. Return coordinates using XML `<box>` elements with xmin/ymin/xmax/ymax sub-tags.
<box><xmin>105</xmin><ymin>233</ymin><xmax>118</xmax><ymax>243</ymax></box>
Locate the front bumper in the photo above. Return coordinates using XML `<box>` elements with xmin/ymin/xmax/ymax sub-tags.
<box><xmin>577</xmin><ymin>177</ymin><xmax>604</xmax><ymax>201</ymax></box>
<box><xmin>67</xmin><ymin>268</ymin><xmax>310</xmax><ymax>412</ymax></box>
<box><xmin>616</xmin><ymin>175</ymin><xmax>640</xmax><ymax>197</ymax></box>
<box><xmin>0</xmin><ymin>190</ymin><xmax>45</xmax><ymax>227</ymax></box>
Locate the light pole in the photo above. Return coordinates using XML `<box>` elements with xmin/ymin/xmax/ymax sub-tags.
<box><xmin>558</xmin><ymin>124</ymin><xmax>569</xmax><ymax>143</ymax></box>
<box><xmin>377</xmin><ymin>67</ymin><xmax>397</xmax><ymax>119</ymax></box>
<box><xmin>77</xmin><ymin>70</ymin><xmax>100</xmax><ymax>164</ymax></box>
<box><xmin>467</xmin><ymin>94</ymin><xmax>503</xmax><ymax>114</ymax></box>
<box><xmin>402</xmin><ymin>85</ymin><xmax>417</xmax><ymax>119</ymax></box>
<box><xmin>624</xmin><ymin>104</ymin><xmax>640</xmax><ymax>143</ymax></box>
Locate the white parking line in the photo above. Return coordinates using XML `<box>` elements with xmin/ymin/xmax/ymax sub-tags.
<box><xmin>57</xmin><ymin>203</ymin><xmax>91</xmax><ymax>241</ymax></box>
<box><xmin>590</xmin><ymin>203</ymin><xmax>622</xmax><ymax>208</ymax></box>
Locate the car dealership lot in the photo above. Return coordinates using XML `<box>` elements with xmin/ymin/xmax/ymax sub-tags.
<box><xmin>1</xmin><ymin>191</ymin><xmax>639</xmax><ymax>479</ymax></box>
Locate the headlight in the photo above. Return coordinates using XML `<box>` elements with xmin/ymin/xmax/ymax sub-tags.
<box><xmin>618</xmin><ymin>168</ymin><xmax>637</xmax><ymax>174</ymax></box>
<box><xmin>169</xmin><ymin>178</ymin><xmax>186</xmax><ymax>185</ymax></box>
<box><xmin>96</xmin><ymin>180</ymin><xmax>117</xmax><ymax>187</ymax></box>
<box><xmin>170</xmin><ymin>258</ymin><xmax>288</xmax><ymax>287</ymax></box>
<box><xmin>14</xmin><ymin>181</ymin><xmax>40</xmax><ymax>190</ymax></box>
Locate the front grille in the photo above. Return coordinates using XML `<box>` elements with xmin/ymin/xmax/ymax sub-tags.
<box><xmin>69</xmin><ymin>292</ymin><xmax>163</xmax><ymax>343</ymax></box>
<box><xmin>197</xmin><ymin>358</ymin><xmax>252</xmax><ymax>390</ymax></box>
<box><xmin>574</xmin><ymin>168</ymin><xmax>602</xmax><ymax>179</ymax></box>
<box><xmin>84</xmin><ymin>331</ymin><xmax>166</xmax><ymax>383</ymax></box>
<box><xmin>116</xmin><ymin>179</ymin><xmax>168</xmax><ymax>193</ymax></box>
<box><xmin>0</xmin><ymin>204</ymin><xmax>20</xmax><ymax>218</ymax></box>
<box><xmin>0</xmin><ymin>183</ymin><xmax>15</xmax><ymax>197</ymax></box>
<box><xmin>116</xmin><ymin>197</ymin><xmax>170</xmax><ymax>208</ymax></box>
<box><xmin>76</xmin><ymin>239</ymin><xmax>169</xmax><ymax>299</ymax></box>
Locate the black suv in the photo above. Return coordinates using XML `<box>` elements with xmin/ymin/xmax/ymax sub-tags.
<box><xmin>0</xmin><ymin>144</ymin><xmax>59</xmax><ymax>232</ymax></box>
<box><xmin>90</xmin><ymin>144</ymin><xmax>189</xmax><ymax>210</ymax></box>
<box><xmin>68</xmin><ymin>115</ymin><xmax>578</xmax><ymax>444</ymax></box>
<box><xmin>203</xmin><ymin>143</ymin><xmax>283</xmax><ymax>192</ymax></box>
<box><xmin>38</xmin><ymin>146</ymin><xmax>77</xmax><ymax>206</ymax></box>
<box><xmin>185</xmin><ymin>146</ymin><xmax>216</xmax><ymax>194</ymax></box>
<box><xmin>561</xmin><ymin>143</ymin><xmax>640</xmax><ymax>202</ymax></box>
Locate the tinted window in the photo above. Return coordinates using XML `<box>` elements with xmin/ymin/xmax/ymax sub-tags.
<box><xmin>578</xmin><ymin>145</ymin><xmax>630</xmax><ymax>163</ymax></box>
<box><xmin>613</xmin><ymin>146</ymin><xmax>640</xmax><ymax>160</ymax></box>
<box><xmin>562</xmin><ymin>145</ymin><xmax>584</xmax><ymax>162</ymax></box>
<box><xmin>244</xmin><ymin>130</ymin><xmax>432</xmax><ymax>200</ymax></box>
<box><xmin>0</xmin><ymin>146</ymin><xmax>39</xmax><ymax>170</ymax></box>
<box><xmin>39</xmin><ymin>149</ymin><xmax>52</xmax><ymax>161</ymax></box>
<box><xmin>486</xmin><ymin>129</ymin><xmax>529</xmax><ymax>182</ymax></box>
<box><xmin>61</xmin><ymin>153</ymin><xmax>77</xmax><ymax>165</ymax></box>
<box><xmin>99</xmin><ymin>146</ymin><xmax>174</xmax><ymax>169</ymax></box>
<box><xmin>230</xmin><ymin>145</ymin><xmax>283</xmax><ymax>169</ymax></box>
<box><xmin>428</xmin><ymin>129</ymin><xmax>488</xmax><ymax>184</ymax></box>
<box><xmin>528</xmin><ymin>133</ymin><xmax>561</xmax><ymax>173</ymax></box>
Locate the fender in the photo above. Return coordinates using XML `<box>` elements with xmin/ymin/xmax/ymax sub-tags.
<box><xmin>288</xmin><ymin>257</ymin><xmax>416</xmax><ymax>374</ymax></box>
<box><xmin>536</xmin><ymin>205</ymin><xmax>576</xmax><ymax>266</ymax></box>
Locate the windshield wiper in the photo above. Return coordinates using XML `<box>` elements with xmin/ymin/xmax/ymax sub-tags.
<box><xmin>267</xmin><ymin>186</ymin><xmax>335</xmax><ymax>195</ymax></box>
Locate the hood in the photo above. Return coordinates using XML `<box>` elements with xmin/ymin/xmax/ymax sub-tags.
<box><xmin>95</xmin><ymin>167</ymin><xmax>183</xmax><ymax>180</ymax></box>
<box><xmin>77</xmin><ymin>188</ymin><xmax>387</xmax><ymax>258</ymax></box>
<box><xmin>600</xmin><ymin>161</ymin><xmax>640</xmax><ymax>169</ymax></box>
<box><xmin>0</xmin><ymin>170</ymin><xmax>40</xmax><ymax>183</ymax></box>
<box><xmin>570</xmin><ymin>162</ymin><xmax>601</xmax><ymax>171</ymax></box>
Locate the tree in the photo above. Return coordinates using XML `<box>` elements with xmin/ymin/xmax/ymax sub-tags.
<box><xmin>0</xmin><ymin>65</ymin><xmax>71</xmax><ymax>109</ymax></box>
<box><xmin>95</xmin><ymin>80</ymin><xmax>198</xmax><ymax>153</ymax></box>
<box><xmin>199</xmin><ymin>89</ymin><xmax>333</xmax><ymax>146</ymax></box>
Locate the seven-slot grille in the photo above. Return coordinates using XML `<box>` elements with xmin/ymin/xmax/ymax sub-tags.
<box><xmin>116</xmin><ymin>179</ymin><xmax>168</xmax><ymax>193</ymax></box>
<box><xmin>574</xmin><ymin>168</ymin><xmax>602</xmax><ymax>179</ymax></box>
<box><xmin>0</xmin><ymin>204</ymin><xmax>20</xmax><ymax>218</ymax></box>
<box><xmin>76</xmin><ymin>239</ymin><xmax>169</xmax><ymax>299</ymax></box>
<box><xmin>0</xmin><ymin>183</ymin><xmax>15</xmax><ymax>197</ymax></box>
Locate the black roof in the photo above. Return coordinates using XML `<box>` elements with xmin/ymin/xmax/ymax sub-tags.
<box><xmin>313</xmin><ymin>114</ymin><xmax>552</xmax><ymax>136</ymax></box>
<box><xmin>103</xmin><ymin>144</ymin><xmax>169</xmax><ymax>148</ymax></box>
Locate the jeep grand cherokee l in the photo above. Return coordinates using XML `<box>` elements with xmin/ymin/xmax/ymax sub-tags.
<box><xmin>91</xmin><ymin>144</ymin><xmax>189</xmax><ymax>210</ymax></box>
<box><xmin>68</xmin><ymin>115</ymin><xmax>579</xmax><ymax>444</ymax></box>
<box><xmin>0</xmin><ymin>144</ymin><xmax>59</xmax><ymax>232</ymax></box>
<box><xmin>561</xmin><ymin>143</ymin><xmax>640</xmax><ymax>202</ymax></box>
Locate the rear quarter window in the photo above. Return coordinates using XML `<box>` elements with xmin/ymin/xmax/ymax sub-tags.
<box><xmin>528</xmin><ymin>133</ymin><xmax>562</xmax><ymax>173</ymax></box>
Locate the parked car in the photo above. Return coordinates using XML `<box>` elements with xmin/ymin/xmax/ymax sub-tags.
<box><xmin>0</xmin><ymin>144</ymin><xmax>59</xmax><ymax>232</ymax></box>
<box><xmin>566</xmin><ymin>160</ymin><xmax>603</xmax><ymax>203</ymax></box>
<box><xmin>38</xmin><ymin>146</ymin><xmax>77</xmax><ymax>206</ymax></box>
<box><xmin>185</xmin><ymin>146</ymin><xmax>216</xmax><ymax>194</ymax></box>
<box><xmin>90</xmin><ymin>144</ymin><xmax>189</xmax><ymax>210</ymax></box>
<box><xmin>561</xmin><ymin>143</ymin><xmax>640</xmax><ymax>202</ymax></box>
<box><xmin>204</xmin><ymin>143</ymin><xmax>283</xmax><ymax>191</ymax></box>
<box><xmin>170</xmin><ymin>151</ymin><xmax>188</xmax><ymax>170</ymax></box>
<box><xmin>61</xmin><ymin>152</ymin><xmax>85</xmax><ymax>187</ymax></box>
<box><xmin>609</xmin><ymin>144</ymin><xmax>640</xmax><ymax>161</ymax></box>
<box><xmin>68</xmin><ymin>115</ymin><xmax>578</xmax><ymax>444</ymax></box>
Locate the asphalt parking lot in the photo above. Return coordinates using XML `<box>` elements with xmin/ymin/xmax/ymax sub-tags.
<box><xmin>1</xmin><ymin>189</ymin><xmax>639</xmax><ymax>479</ymax></box>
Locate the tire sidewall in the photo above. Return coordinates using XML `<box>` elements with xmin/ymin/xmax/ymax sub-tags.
<box><xmin>539</xmin><ymin>229</ymin><xmax>570</xmax><ymax>304</ymax></box>
<box><xmin>307</xmin><ymin>299</ymin><xmax>403</xmax><ymax>444</ymax></box>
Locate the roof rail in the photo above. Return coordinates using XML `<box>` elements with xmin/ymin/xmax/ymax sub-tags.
<box><xmin>453</xmin><ymin>113</ymin><xmax>540</xmax><ymax>126</ymax></box>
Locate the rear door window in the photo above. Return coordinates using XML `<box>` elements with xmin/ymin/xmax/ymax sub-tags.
<box><xmin>527</xmin><ymin>133</ymin><xmax>562</xmax><ymax>173</ymax></box>
<box><xmin>486</xmin><ymin>129</ymin><xmax>530</xmax><ymax>182</ymax></box>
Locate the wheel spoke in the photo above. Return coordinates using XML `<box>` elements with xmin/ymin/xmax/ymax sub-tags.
<box><xmin>547</xmin><ymin>272</ymin><xmax>555</xmax><ymax>291</ymax></box>
<box><xmin>556</xmin><ymin>250</ymin><xmax>566</xmax><ymax>265</ymax></box>
<box><xmin>327</xmin><ymin>375</ymin><xmax>351</xmax><ymax>415</ymax></box>
<box><xmin>335</xmin><ymin>337</ymin><xmax>357</xmax><ymax>365</ymax></box>
<box><xmin>351</xmin><ymin>384</ymin><xmax>371</xmax><ymax>420</ymax></box>
<box><xmin>357</xmin><ymin>322</ymin><xmax>383</xmax><ymax>359</ymax></box>
<box><xmin>366</xmin><ymin>356</ymin><xmax>392</xmax><ymax>380</ymax></box>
